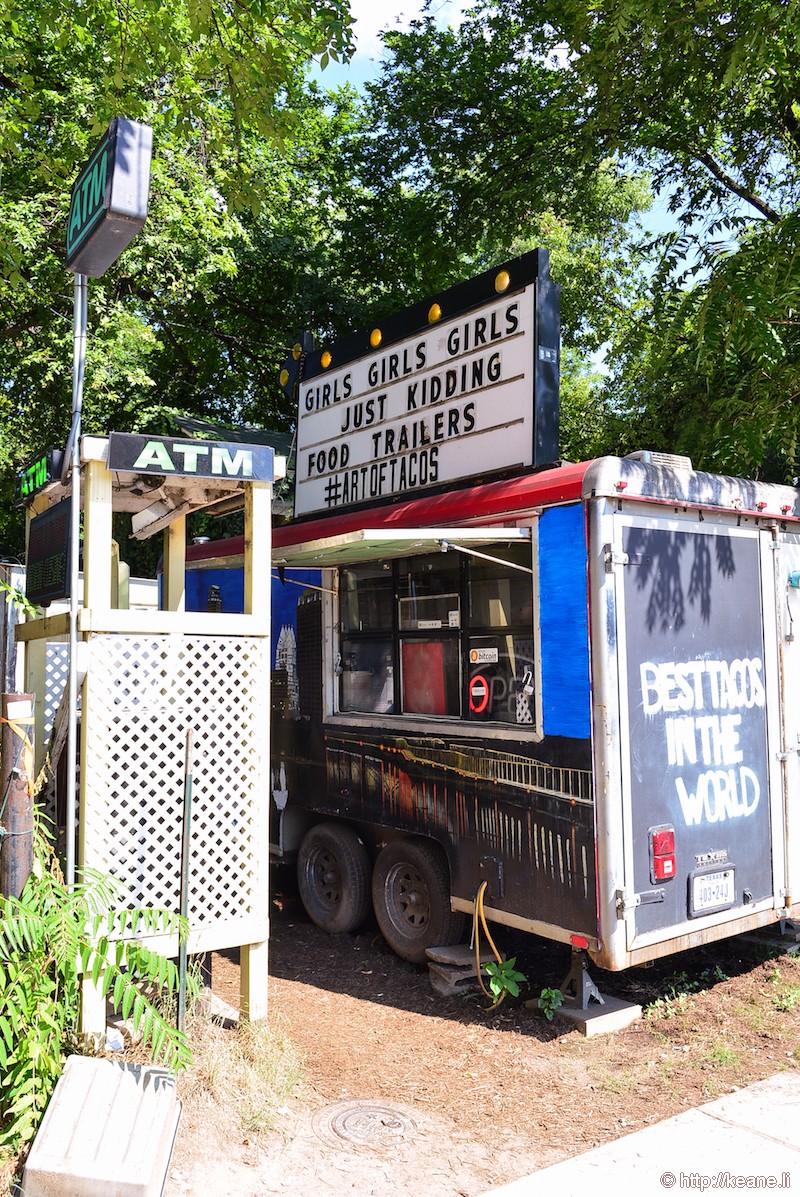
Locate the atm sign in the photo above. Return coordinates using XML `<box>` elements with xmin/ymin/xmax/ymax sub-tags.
<box><xmin>14</xmin><ymin>449</ymin><xmax>64</xmax><ymax>506</ymax></box>
<box><xmin>66</xmin><ymin>133</ymin><xmax>110</xmax><ymax>265</ymax></box>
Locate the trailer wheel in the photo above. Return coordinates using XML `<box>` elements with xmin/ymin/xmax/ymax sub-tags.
<box><xmin>372</xmin><ymin>839</ymin><xmax>465</xmax><ymax>964</ymax></box>
<box><xmin>297</xmin><ymin>824</ymin><xmax>372</xmax><ymax>935</ymax></box>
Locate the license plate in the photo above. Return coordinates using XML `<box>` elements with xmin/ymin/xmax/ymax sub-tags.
<box><xmin>690</xmin><ymin>868</ymin><xmax>736</xmax><ymax>917</ymax></box>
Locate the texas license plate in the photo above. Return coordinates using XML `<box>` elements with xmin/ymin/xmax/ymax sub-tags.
<box><xmin>690</xmin><ymin>868</ymin><xmax>736</xmax><ymax>917</ymax></box>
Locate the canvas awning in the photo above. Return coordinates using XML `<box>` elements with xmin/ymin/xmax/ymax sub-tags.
<box><xmin>272</xmin><ymin>526</ymin><xmax>531</xmax><ymax>568</ymax></box>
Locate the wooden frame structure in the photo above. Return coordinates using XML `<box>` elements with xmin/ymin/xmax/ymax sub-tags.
<box><xmin>18</xmin><ymin>434</ymin><xmax>281</xmax><ymax>1029</ymax></box>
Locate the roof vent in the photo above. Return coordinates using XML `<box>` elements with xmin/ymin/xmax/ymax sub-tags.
<box><xmin>625</xmin><ymin>450</ymin><xmax>693</xmax><ymax>471</ymax></box>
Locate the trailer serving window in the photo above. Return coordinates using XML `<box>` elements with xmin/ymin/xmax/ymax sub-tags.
<box><xmin>273</xmin><ymin>526</ymin><xmax>535</xmax><ymax>725</ymax></box>
<box><xmin>338</xmin><ymin>540</ymin><xmax>534</xmax><ymax>724</ymax></box>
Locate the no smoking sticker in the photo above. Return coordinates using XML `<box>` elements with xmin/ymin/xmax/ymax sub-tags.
<box><xmin>469</xmin><ymin>674</ymin><xmax>490</xmax><ymax>713</ymax></box>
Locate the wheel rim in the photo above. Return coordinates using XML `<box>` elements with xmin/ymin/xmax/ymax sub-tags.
<box><xmin>305</xmin><ymin>846</ymin><xmax>342</xmax><ymax>913</ymax></box>
<box><xmin>383</xmin><ymin>861</ymin><xmax>431</xmax><ymax>935</ymax></box>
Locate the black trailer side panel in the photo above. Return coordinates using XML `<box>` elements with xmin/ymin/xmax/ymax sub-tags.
<box><xmin>272</xmin><ymin>500</ymin><xmax>597</xmax><ymax>937</ymax></box>
<box><xmin>621</xmin><ymin>523</ymin><xmax>772</xmax><ymax>937</ymax></box>
<box><xmin>324</xmin><ymin>730</ymin><xmax>596</xmax><ymax>934</ymax></box>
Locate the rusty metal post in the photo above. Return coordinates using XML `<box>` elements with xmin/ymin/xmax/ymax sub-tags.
<box><xmin>0</xmin><ymin>693</ymin><xmax>35</xmax><ymax>898</ymax></box>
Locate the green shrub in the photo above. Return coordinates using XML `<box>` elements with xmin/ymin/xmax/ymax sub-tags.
<box><xmin>0</xmin><ymin>825</ymin><xmax>193</xmax><ymax>1153</ymax></box>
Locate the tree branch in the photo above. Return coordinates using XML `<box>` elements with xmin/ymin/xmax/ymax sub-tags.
<box><xmin>694</xmin><ymin>148</ymin><xmax>782</xmax><ymax>224</ymax></box>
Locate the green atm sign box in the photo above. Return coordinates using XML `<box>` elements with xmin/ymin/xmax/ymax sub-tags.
<box><xmin>14</xmin><ymin>448</ymin><xmax>64</xmax><ymax>505</ymax></box>
<box><xmin>66</xmin><ymin>118</ymin><xmax>153</xmax><ymax>277</ymax></box>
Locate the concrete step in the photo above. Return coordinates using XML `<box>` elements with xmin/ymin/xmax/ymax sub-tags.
<box><xmin>22</xmin><ymin>1056</ymin><xmax>181</xmax><ymax>1197</ymax></box>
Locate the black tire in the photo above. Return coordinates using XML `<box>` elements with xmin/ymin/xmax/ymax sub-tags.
<box><xmin>372</xmin><ymin>839</ymin><xmax>466</xmax><ymax>964</ymax></box>
<box><xmin>297</xmin><ymin>823</ymin><xmax>372</xmax><ymax>935</ymax></box>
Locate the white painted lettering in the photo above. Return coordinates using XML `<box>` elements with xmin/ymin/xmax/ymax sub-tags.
<box><xmin>172</xmin><ymin>444</ymin><xmax>209</xmax><ymax>472</ymax></box>
<box><xmin>641</xmin><ymin>656</ymin><xmax>764</xmax><ymax>828</ymax></box>
<box><xmin>676</xmin><ymin>766</ymin><xmax>760</xmax><ymax>826</ymax></box>
<box><xmin>133</xmin><ymin>441</ymin><xmax>175</xmax><ymax>471</ymax></box>
<box><xmin>211</xmin><ymin>447</ymin><xmax>253</xmax><ymax>477</ymax></box>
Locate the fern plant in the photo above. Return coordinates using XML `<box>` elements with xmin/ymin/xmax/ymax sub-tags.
<box><xmin>0</xmin><ymin>825</ymin><xmax>194</xmax><ymax>1153</ymax></box>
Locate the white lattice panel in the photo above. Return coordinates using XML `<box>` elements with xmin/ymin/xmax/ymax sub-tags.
<box><xmin>39</xmin><ymin>641</ymin><xmax>74</xmax><ymax>826</ymax></box>
<box><xmin>44</xmin><ymin>643</ymin><xmax>69</xmax><ymax>741</ymax></box>
<box><xmin>80</xmin><ymin>634</ymin><xmax>270</xmax><ymax>953</ymax></box>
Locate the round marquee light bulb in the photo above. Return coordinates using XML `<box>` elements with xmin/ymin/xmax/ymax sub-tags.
<box><xmin>292</xmin><ymin>343</ymin><xmax>302</xmax><ymax>360</ymax></box>
<box><xmin>495</xmin><ymin>270</ymin><xmax>511</xmax><ymax>293</ymax></box>
<box><xmin>428</xmin><ymin>303</ymin><xmax>442</xmax><ymax>323</ymax></box>
<box><xmin>279</xmin><ymin>369</ymin><xmax>290</xmax><ymax>387</ymax></box>
<box><xmin>370</xmin><ymin>328</ymin><xmax>382</xmax><ymax>348</ymax></box>
<box><xmin>321</xmin><ymin>350</ymin><xmax>332</xmax><ymax>369</ymax></box>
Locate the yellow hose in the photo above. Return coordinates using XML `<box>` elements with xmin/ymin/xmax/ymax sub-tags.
<box><xmin>473</xmin><ymin>880</ymin><xmax>505</xmax><ymax>1006</ymax></box>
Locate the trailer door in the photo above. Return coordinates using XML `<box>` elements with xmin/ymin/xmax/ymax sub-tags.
<box><xmin>777</xmin><ymin>531</ymin><xmax>800</xmax><ymax>910</ymax></box>
<box><xmin>617</xmin><ymin>517</ymin><xmax>775</xmax><ymax>942</ymax></box>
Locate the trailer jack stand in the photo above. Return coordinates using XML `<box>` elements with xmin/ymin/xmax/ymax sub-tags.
<box><xmin>560</xmin><ymin>949</ymin><xmax>605</xmax><ymax>1010</ymax></box>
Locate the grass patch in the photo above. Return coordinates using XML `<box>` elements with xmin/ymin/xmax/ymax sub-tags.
<box><xmin>646</xmin><ymin>991</ymin><xmax>690</xmax><ymax>1020</ymax></box>
<box><xmin>644</xmin><ymin>964</ymin><xmax>731</xmax><ymax>1022</ymax></box>
<box><xmin>766</xmin><ymin>967</ymin><xmax>800</xmax><ymax>1014</ymax></box>
<box><xmin>183</xmin><ymin>1015</ymin><xmax>305</xmax><ymax>1138</ymax></box>
<box><xmin>704</xmin><ymin>1042</ymin><xmax>741</xmax><ymax>1069</ymax></box>
<box><xmin>0</xmin><ymin>1150</ymin><xmax>18</xmax><ymax>1197</ymax></box>
<box><xmin>773</xmin><ymin>985</ymin><xmax>800</xmax><ymax>1013</ymax></box>
<box><xmin>733</xmin><ymin>997</ymin><xmax>772</xmax><ymax>1034</ymax></box>
<box><xmin>592</xmin><ymin>1068</ymin><xmax>639</xmax><ymax>1095</ymax></box>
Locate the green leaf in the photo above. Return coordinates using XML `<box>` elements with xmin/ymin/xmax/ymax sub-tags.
<box><xmin>112</xmin><ymin>972</ymin><xmax>126</xmax><ymax>1010</ymax></box>
<box><xmin>92</xmin><ymin>941</ymin><xmax>108</xmax><ymax>987</ymax></box>
<box><xmin>121</xmin><ymin>982</ymin><xmax>136</xmax><ymax>1022</ymax></box>
<box><xmin>132</xmin><ymin>993</ymin><xmax>146</xmax><ymax>1033</ymax></box>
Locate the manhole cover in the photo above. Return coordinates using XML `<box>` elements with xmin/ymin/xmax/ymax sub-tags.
<box><xmin>312</xmin><ymin>1101</ymin><xmax>419</xmax><ymax>1148</ymax></box>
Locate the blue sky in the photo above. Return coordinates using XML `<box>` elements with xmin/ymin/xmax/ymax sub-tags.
<box><xmin>314</xmin><ymin>0</ymin><xmax>469</xmax><ymax>88</ymax></box>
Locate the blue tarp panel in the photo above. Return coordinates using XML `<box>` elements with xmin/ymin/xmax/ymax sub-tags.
<box><xmin>538</xmin><ymin>504</ymin><xmax>591</xmax><ymax>740</ymax></box>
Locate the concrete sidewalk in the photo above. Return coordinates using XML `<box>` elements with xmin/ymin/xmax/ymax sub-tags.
<box><xmin>481</xmin><ymin>1072</ymin><xmax>800</xmax><ymax>1197</ymax></box>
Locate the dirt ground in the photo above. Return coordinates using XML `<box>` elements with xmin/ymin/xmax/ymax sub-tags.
<box><xmin>165</xmin><ymin>873</ymin><xmax>800</xmax><ymax>1197</ymax></box>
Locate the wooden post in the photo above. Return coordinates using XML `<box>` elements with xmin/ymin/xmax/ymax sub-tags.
<box><xmin>240</xmin><ymin>938</ymin><xmax>269</xmax><ymax>1022</ymax></box>
<box><xmin>240</xmin><ymin>482</ymin><xmax>271</xmax><ymax>1021</ymax></box>
<box><xmin>0</xmin><ymin>694</ymin><xmax>35</xmax><ymax>898</ymax></box>
<box><xmin>163</xmin><ymin>518</ymin><xmax>187</xmax><ymax>613</ymax></box>
<box><xmin>82</xmin><ymin>457</ymin><xmax>113</xmax><ymax>611</ymax></box>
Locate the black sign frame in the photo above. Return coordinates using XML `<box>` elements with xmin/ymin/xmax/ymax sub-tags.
<box><xmin>66</xmin><ymin>118</ymin><xmax>153</xmax><ymax>278</ymax></box>
<box><xmin>107</xmin><ymin>433</ymin><xmax>275</xmax><ymax>483</ymax></box>
<box><xmin>26</xmin><ymin>499</ymin><xmax>72</xmax><ymax>608</ymax></box>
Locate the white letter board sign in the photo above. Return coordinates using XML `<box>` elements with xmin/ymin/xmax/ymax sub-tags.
<box><xmin>282</xmin><ymin>250</ymin><xmax>560</xmax><ymax>519</ymax></box>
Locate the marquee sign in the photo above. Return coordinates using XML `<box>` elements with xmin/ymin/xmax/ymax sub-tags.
<box><xmin>282</xmin><ymin>250</ymin><xmax>560</xmax><ymax>519</ymax></box>
<box><xmin>66</xmin><ymin>118</ymin><xmax>153</xmax><ymax>277</ymax></box>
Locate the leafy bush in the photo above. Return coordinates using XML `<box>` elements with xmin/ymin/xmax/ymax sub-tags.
<box><xmin>0</xmin><ymin>825</ymin><xmax>193</xmax><ymax>1153</ymax></box>
<box><xmin>483</xmin><ymin>956</ymin><xmax>528</xmax><ymax>1006</ymax></box>
<box><xmin>537</xmin><ymin>986</ymin><xmax>565</xmax><ymax>1021</ymax></box>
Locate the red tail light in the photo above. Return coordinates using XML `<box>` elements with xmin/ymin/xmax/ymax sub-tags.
<box><xmin>650</xmin><ymin>825</ymin><xmax>676</xmax><ymax>883</ymax></box>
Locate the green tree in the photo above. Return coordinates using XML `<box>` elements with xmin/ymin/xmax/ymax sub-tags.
<box><xmin>343</xmin><ymin>13</ymin><xmax>651</xmax><ymax>357</ymax></box>
<box><xmin>547</xmin><ymin>0</ymin><xmax>800</xmax><ymax>477</ymax></box>
<box><xmin>0</xmin><ymin>0</ymin><xmax>355</xmax><ymax>556</ymax></box>
<box><xmin>353</xmin><ymin>0</ymin><xmax>800</xmax><ymax>477</ymax></box>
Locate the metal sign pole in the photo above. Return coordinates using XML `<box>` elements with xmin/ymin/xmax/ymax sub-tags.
<box><xmin>61</xmin><ymin>118</ymin><xmax>151</xmax><ymax>889</ymax></box>
<box><xmin>65</xmin><ymin>272</ymin><xmax>87</xmax><ymax>888</ymax></box>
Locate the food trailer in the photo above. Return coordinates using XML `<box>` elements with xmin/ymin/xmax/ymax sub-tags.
<box><xmin>187</xmin><ymin>250</ymin><xmax>800</xmax><ymax>970</ymax></box>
